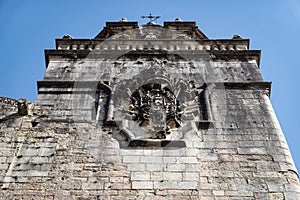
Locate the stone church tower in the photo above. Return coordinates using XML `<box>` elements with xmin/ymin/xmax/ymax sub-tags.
<box><xmin>1</xmin><ymin>19</ymin><xmax>300</xmax><ymax>199</ymax></box>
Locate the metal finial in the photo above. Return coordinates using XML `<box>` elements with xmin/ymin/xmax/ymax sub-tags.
<box><xmin>141</xmin><ymin>13</ymin><xmax>160</xmax><ymax>24</ymax></box>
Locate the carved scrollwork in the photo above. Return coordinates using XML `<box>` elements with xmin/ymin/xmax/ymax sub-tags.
<box><xmin>127</xmin><ymin>83</ymin><xmax>180</xmax><ymax>139</ymax></box>
<box><xmin>109</xmin><ymin>61</ymin><xmax>211</xmax><ymax>146</ymax></box>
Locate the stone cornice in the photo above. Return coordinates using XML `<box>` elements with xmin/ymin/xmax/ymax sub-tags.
<box><xmin>44</xmin><ymin>49</ymin><xmax>260</xmax><ymax>68</ymax></box>
<box><xmin>37</xmin><ymin>80</ymin><xmax>270</xmax><ymax>95</ymax></box>
<box><xmin>55</xmin><ymin>38</ymin><xmax>250</xmax><ymax>51</ymax></box>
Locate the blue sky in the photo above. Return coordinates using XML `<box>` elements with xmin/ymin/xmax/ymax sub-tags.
<box><xmin>0</xmin><ymin>0</ymin><xmax>299</xmax><ymax>171</ymax></box>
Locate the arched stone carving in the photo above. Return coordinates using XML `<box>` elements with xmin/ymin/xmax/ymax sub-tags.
<box><xmin>108</xmin><ymin>61</ymin><xmax>211</xmax><ymax>147</ymax></box>
<box><xmin>127</xmin><ymin>83</ymin><xmax>180</xmax><ymax>139</ymax></box>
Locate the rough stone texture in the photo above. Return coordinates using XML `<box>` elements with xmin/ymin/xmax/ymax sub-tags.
<box><xmin>1</xmin><ymin>20</ymin><xmax>300</xmax><ymax>199</ymax></box>
<box><xmin>0</xmin><ymin>97</ymin><xmax>18</xmax><ymax>120</ymax></box>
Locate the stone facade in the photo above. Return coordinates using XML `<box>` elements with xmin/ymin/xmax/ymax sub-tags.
<box><xmin>1</xmin><ymin>19</ymin><xmax>300</xmax><ymax>199</ymax></box>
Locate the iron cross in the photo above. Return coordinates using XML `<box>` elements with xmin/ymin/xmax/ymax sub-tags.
<box><xmin>141</xmin><ymin>13</ymin><xmax>160</xmax><ymax>24</ymax></box>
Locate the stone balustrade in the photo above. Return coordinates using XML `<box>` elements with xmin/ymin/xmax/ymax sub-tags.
<box><xmin>57</xmin><ymin>39</ymin><xmax>248</xmax><ymax>52</ymax></box>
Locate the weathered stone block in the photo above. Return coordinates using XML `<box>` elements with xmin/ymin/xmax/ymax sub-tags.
<box><xmin>30</xmin><ymin>157</ymin><xmax>49</xmax><ymax>164</ymax></box>
<box><xmin>160</xmin><ymin>149</ymin><xmax>186</xmax><ymax>156</ymax></box>
<box><xmin>153</xmin><ymin>181</ymin><xmax>178</xmax><ymax>189</ymax></box>
<box><xmin>82</xmin><ymin>182</ymin><xmax>103</xmax><ymax>190</ymax></box>
<box><xmin>131</xmin><ymin>172</ymin><xmax>150</xmax><ymax>180</ymax></box>
<box><xmin>25</xmin><ymin>170</ymin><xmax>48</xmax><ymax>177</ymax></box>
<box><xmin>178</xmin><ymin>181</ymin><xmax>198</xmax><ymax>189</ymax></box>
<box><xmin>120</xmin><ymin>149</ymin><xmax>144</xmax><ymax>156</ymax></box>
<box><xmin>150</xmin><ymin>172</ymin><xmax>163</xmax><ymax>181</ymax></box>
<box><xmin>224</xmin><ymin>190</ymin><xmax>253</xmax><ymax>197</ymax></box>
<box><xmin>146</xmin><ymin>163</ymin><xmax>164</xmax><ymax>171</ymax></box>
<box><xmin>0</xmin><ymin>163</ymin><xmax>9</xmax><ymax>170</ymax></box>
<box><xmin>185</xmin><ymin>164</ymin><xmax>201</xmax><ymax>172</ymax></box>
<box><xmin>162</xmin><ymin>156</ymin><xmax>176</xmax><ymax>163</ymax></box>
<box><xmin>140</xmin><ymin>156</ymin><xmax>162</xmax><ymax>164</ymax></box>
<box><xmin>237</xmin><ymin>147</ymin><xmax>267</xmax><ymax>155</ymax></box>
<box><xmin>162</xmin><ymin>172</ymin><xmax>182</xmax><ymax>181</ymax></box>
<box><xmin>212</xmin><ymin>190</ymin><xmax>225</xmax><ymax>196</ymax></box>
<box><xmin>268</xmin><ymin>192</ymin><xmax>284</xmax><ymax>200</ymax></box>
<box><xmin>127</xmin><ymin>163</ymin><xmax>145</xmax><ymax>171</ymax></box>
<box><xmin>196</xmin><ymin>153</ymin><xmax>219</xmax><ymax>161</ymax></box>
<box><xmin>39</xmin><ymin>148</ymin><xmax>55</xmax><ymax>156</ymax></box>
<box><xmin>166</xmin><ymin>163</ymin><xmax>186</xmax><ymax>171</ymax></box>
<box><xmin>132</xmin><ymin>181</ymin><xmax>153</xmax><ymax>189</ymax></box>
<box><xmin>0</xmin><ymin>157</ymin><xmax>7</xmax><ymax>163</ymax></box>
<box><xmin>177</xmin><ymin>156</ymin><xmax>198</xmax><ymax>164</ymax></box>
<box><xmin>122</xmin><ymin>156</ymin><xmax>140</xmax><ymax>163</ymax></box>
<box><xmin>183</xmin><ymin>172</ymin><xmax>199</xmax><ymax>181</ymax></box>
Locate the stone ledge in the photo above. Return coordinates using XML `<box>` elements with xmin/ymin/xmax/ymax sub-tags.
<box><xmin>129</xmin><ymin>139</ymin><xmax>186</xmax><ymax>148</ymax></box>
<box><xmin>44</xmin><ymin>49</ymin><xmax>260</xmax><ymax>68</ymax></box>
